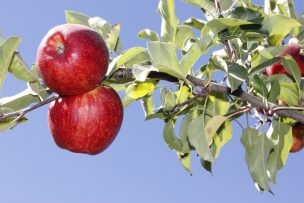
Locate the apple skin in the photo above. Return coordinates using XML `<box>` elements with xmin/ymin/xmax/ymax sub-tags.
<box><xmin>265</xmin><ymin>44</ymin><xmax>304</xmax><ymax>76</ymax></box>
<box><xmin>37</xmin><ymin>24</ymin><xmax>109</xmax><ymax>95</ymax></box>
<box><xmin>48</xmin><ymin>85</ymin><xmax>123</xmax><ymax>155</ymax></box>
<box><xmin>290</xmin><ymin>122</ymin><xmax>304</xmax><ymax>153</ymax></box>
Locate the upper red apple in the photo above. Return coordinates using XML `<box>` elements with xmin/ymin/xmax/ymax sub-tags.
<box><xmin>290</xmin><ymin>122</ymin><xmax>304</xmax><ymax>153</ymax></box>
<box><xmin>37</xmin><ymin>24</ymin><xmax>109</xmax><ymax>95</ymax></box>
<box><xmin>48</xmin><ymin>85</ymin><xmax>123</xmax><ymax>155</ymax></box>
<box><xmin>265</xmin><ymin>44</ymin><xmax>304</xmax><ymax>76</ymax></box>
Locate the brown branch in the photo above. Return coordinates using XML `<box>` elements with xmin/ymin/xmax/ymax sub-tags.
<box><xmin>111</xmin><ymin>68</ymin><xmax>304</xmax><ymax>124</ymax></box>
<box><xmin>0</xmin><ymin>96</ymin><xmax>58</xmax><ymax>122</ymax></box>
<box><xmin>2</xmin><ymin>67</ymin><xmax>304</xmax><ymax>125</ymax></box>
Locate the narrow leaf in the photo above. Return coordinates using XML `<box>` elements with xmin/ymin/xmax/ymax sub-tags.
<box><xmin>187</xmin><ymin>115</ymin><xmax>214</xmax><ymax>162</ymax></box>
<box><xmin>0</xmin><ymin>37</ymin><xmax>21</xmax><ymax>91</ymax></box>
<box><xmin>241</xmin><ymin>128</ymin><xmax>273</xmax><ymax>192</ymax></box>
<box><xmin>163</xmin><ymin>120</ymin><xmax>183</xmax><ymax>152</ymax></box>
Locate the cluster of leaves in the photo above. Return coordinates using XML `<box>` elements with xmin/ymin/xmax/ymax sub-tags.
<box><xmin>0</xmin><ymin>0</ymin><xmax>304</xmax><ymax>193</ymax></box>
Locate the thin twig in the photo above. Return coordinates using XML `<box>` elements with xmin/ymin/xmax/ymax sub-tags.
<box><xmin>0</xmin><ymin>95</ymin><xmax>58</xmax><ymax>122</ymax></box>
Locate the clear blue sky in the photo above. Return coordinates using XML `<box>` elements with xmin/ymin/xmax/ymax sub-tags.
<box><xmin>0</xmin><ymin>0</ymin><xmax>303</xmax><ymax>202</ymax></box>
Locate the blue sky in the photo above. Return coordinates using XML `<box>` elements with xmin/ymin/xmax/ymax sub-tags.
<box><xmin>0</xmin><ymin>0</ymin><xmax>303</xmax><ymax>202</ymax></box>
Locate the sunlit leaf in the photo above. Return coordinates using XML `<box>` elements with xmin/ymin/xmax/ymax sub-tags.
<box><xmin>89</xmin><ymin>17</ymin><xmax>111</xmax><ymax>40</ymax></box>
<box><xmin>8</xmin><ymin>52</ymin><xmax>35</xmax><ymax>82</ymax></box>
<box><xmin>199</xmin><ymin>18</ymin><xmax>252</xmax><ymax>52</ymax></box>
<box><xmin>148</xmin><ymin>41</ymin><xmax>186</xmax><ymax>79</ymax></box>
<box><xmin>65</xmin><ymin>10</ymin><xmax>90</xmax><ymax>26</ymax></box>
<box><xmin>158</xmin><ymin>0</ymin><xmax>179</xmax><ymax>42</ymax></box>
<box><xmin>0</xmin><ymin>37</ymin><xmax>21</xmax><ymax>91</ymax></box>
<box><xmin>106</xmin><ymin>24</ymin><xmax>121</xmax><ymax>53</ymax></box>
<box><xmin>0</xmin><ymin>89</ymin><xmax>40</xmax><ymax>111</ymax></box>
<box><xmin>179</xmin><ymin>42</ymin><xmax>201</xmax><ymax>74</ymax></box>
<box><xmin>132</xmin><ymin>65</ymin><xmax>158</xmax><ymax>82</ymax></box>
<box><xmin>140</xmin><ymin>93</ymin><xmax>155</xmax><ymax>118</ymax></box>
<box><xmin>178</xmin><ymin>153</ymin><xmax>192</xmax><ymax>175</ymax></box>
<box><xmin>125</xmin><ymin>82</ymin><xmax>155</xmax><ymax>100</ymax></box>
<box><xmin>107</xmin><ymin>47</ymin><xmax>146</xmax><ymax>76</ymax></box>
<box><xmin>138</xmin><ymin>29</ymin><xmax>159</xmax><ymax>41</ymax></box>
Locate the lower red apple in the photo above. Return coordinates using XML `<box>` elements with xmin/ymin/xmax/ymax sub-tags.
<box><xmin>265</xmin><ymin>44</ymin><xmax>304</xmax><ymax>76</ymax></box>
<box><xmin>48</xmin><ymin>85</ymin><xmax>123</xmax><ymax>155</ymax></box>
<box><xmin>290</xmin><ymin>122</ymin><xmax>304</xmax><ymax>153</ymax></box>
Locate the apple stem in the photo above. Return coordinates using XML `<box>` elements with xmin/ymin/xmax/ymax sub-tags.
<box><xmin>56</xmin><ymin>43</ymin><xmax>64</xmax><ymax>54</ymax></box>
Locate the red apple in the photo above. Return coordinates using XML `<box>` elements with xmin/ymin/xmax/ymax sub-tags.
<box><xmin>37</xmin><ymin>24</ymin><xmax>109</xmax><ymax>95</ymax></box>
<box><xmin>48</xmin><ymin>85</ymin><xmax>123</xmax><ymax>155</ymax></box>
<box><xmin>290</xmin><ymin>122</ymin><xmax>304</xmax><ymax>153</ymax></box>
<box><xmin>265</xmin><ymin>44</ymin><xmax>304</xmax><ymax>76</ymax></box>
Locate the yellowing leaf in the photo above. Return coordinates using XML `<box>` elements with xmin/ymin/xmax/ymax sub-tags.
<box><xmin>125</xmin><ymin>82</ymin><xmax>155</xmax><ymax>99</ymax></box>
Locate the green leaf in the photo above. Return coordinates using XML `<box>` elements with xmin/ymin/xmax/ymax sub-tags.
<box><xmin>249</xmin><ymin>57</ymin><xmax>281</xmax><ymax>76</ymax></box>
<box><xmin>253</xmin><ymin>74</ymin><xmax>268</xmax><ymax>98</ymax></box>
<box><xmin>281</xmin><ymin>55</ymin><xmax>301</xmax><ymax>89</ymax></box>
<box><xmin>160</xmin><ymin>88</ymin><xmax>176</xmax><ymax>111</ymax></box>
<box><xmin>163</xmin><ymin>120</ymin><xmax>183</xmax><ymax>152</ymax></box>
<box><xmin>107</xmin><ymin>47</ymin><xmax>146</xmax><ymax>76</ymax></box>
<box><xmin>132</xmin><ymin>65</ymin><xmax>158</xmax><ymax>82</ymax></box>
<box><xmin>122</xmin><ymin>95</ymin><xmax>134</xmax><ymax>109</ymax></box>
<box><xmin>241</xmin><ymin>128</ymin><xmax>274</xmax><ymax>192</ymax></box>
<box><xmin>178</xmin><ymin>153</ymin><xmax>192</xmax><ymax>175</ymax></box>
<box><xmin>251</xmin><ymin>45</ymin><xmax>288</xmax><ymax>68</ymax></box>
<box><xmin>88</xmin><ymin>17</ymin><xmax>111</xmax><ymax>40</ymax></box>
<box><xmin>158</xmin><ymin>0</ymin><xmax>179</xmax><ymax>42</ymax></box>
<box><xmin>125</xmin><ymin>82</ymin><xmax>155</xmax><ymax>100</ymax></box>
<box><xmin>175</xmin><ymin>25</ymin><xmax>195</xmax><ymax>49</ymax></box>
<box><xmin>211</xmin><ymin>121</ymin><xmax>232</xmax><ymax>158</ymax></box>
<box><xmin>183</xmin><ymin>0</ymin><xmax>232</xmax><ymax>20</ymax></box>
<box><xmin>148</xmin><ymin>41</ymin><xmax>186</xmax><ymax>79</ymax></box>
<box><xmin>145</xmin><ymin>108</ymin><xmax>167</xmax><ymax>121</ymax></box>
<box><xmin>0</xmin><ymin>37</ymin><xmax>21</xmax><ymax>91</ymax></box>
<box><xmin>262</xmin><ymin>14</ymin><xmax>301</xmax><ymax>44</ymax></box>
<box><xmin>200</xmin><ymin>159</ymin><xmax>212</xmax><ymax>174</ymax></box>
<box><xmin>184</xmin><ymin>18</ymin><xmax>205</xmax><ymax>30</ymax></box>
<box><xmin>106</xmin><ymin>24</ymin><xmax>121</xmax><ymax>53</ymax></box>
<box><xmin>0</xmin><ymin>89</ymin><xmax>40</xmax><ymax>111</ymax></box>
<box><xmin>179</xmin><ymin>113</ymin><xmax>193</xmax><ymax>153</ymax></box>
<box><xmin>268</xmin><ymin>80</ymin><xmax>281</xmax><ymax>103</ymax></box>
<box><xmin>0</xmin><ymin>117</ymin><xmax>28</xmax><ymax>132</ymax></box>
<box><xmin>278</xmin><ymin>82</ymin><xmax>299</xmax><ymax>105</ymax></box>
<box><xmin>226</xmin><ymin>7</ymin><xmax>263</xmax><ymax>23</ymax></box>
<box><xmin>8</xmin><ymin>52</ymin><xmax>35</xmax><ymax>82</ymax></box>
<box><xmin>227</xmin><ymin>63</ymin><xmax>248</xmax><ymax>92</ymax></box>
<box><xmin>199</xmin><ymin>18</ymin><xmax>252</xmax><ymax>52</ymax></box>
<box><xmin>140</xmin><ymin>93</ymin><xmax>155</xmax><ymax>118</ymax></box>
<box><xmin>267</xmin><ymin>120</ymin><xmax>293</xmax><ymax>184</ymax></box>
<box><xmin>28</xmin><ymin>81</ymin><xmax>52</xmax><ymax>101</ymax></box>
<box><xmin>175</xmin><ymin>85</ymin><xmax>190</xmax><ymax>104</ymax></box>
<box><xmin>187</xmin><ymin>115</ymin><xmax>214</xmax><ymax>162</ymax></box>
<box><xmin>65</xmin><ymin>10</ymin><xmax>90</xmax><ymax>26</ymax></box>
<box><xmin>204</xmin><ymin>115</ymin><xmax>229</xmax><ymax>145</ymax></box>
<box><xmin>138</xmin><ymin>29</ymin><xmax>159</xmax><ymax>41</ymax></box>
<box><xmin>179</xmin><ymin>42</ymin><xmax>201</xmax><ymax>74</ymax></box>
